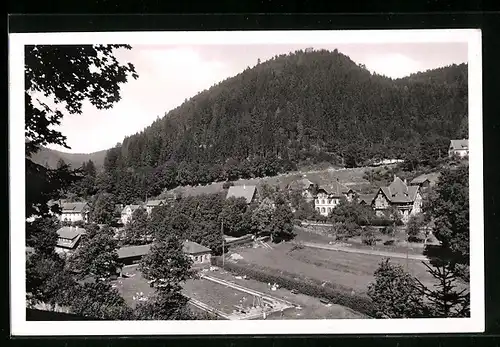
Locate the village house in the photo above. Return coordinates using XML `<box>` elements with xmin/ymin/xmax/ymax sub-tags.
<box><xmin>117</xmin><ymin>244</ymin><xmax>151</xmax><ymax>266</ymax></box>
<box><xmin>116</xmin><ymin>240</ymin><xmax>211</xmax><ymax>268</ymax></box>
<box><xmin>50</xmin><ymin>201</ymin><xmax>90</xmax><ymax>223</ymax></box>
<box><xmin>55</xmin><ymin>226</ymin><xmax>86</xmax><ymax>254</ymax></box>
<box><xmin>225</xmin><ymin>185</ymin><xmax>259</xmax><ymax>205</ymax></box>
<box><xmin>314</xmin><ymin>180</ymin><xmax>357</xmax><ymax>216</ymax></box>
<box><xmin>358</xmin><ymin>193</ymin><xmax>376</xmax><ymax>206</ymax></box>
<box><xmin>286</xmin><ymin>178</ymin><xmax>317</xmax><ymax>203</ymax></box>
<box><xmin>373</xmin><ymin>175</ymin><xmax>423</xmax><ymax>223</ymax></box>
<box><xmin>144</xmin><ymin>199</ymin><xmax>166</xmax><ymax>215</ymax></box>
<box><xmin>448</xmin><ymin>139</ymin><xmax>469</xmax><ymax>158</ymax></box>
<box><xmin>183</xmin><ymin>240</ymin><xmax>212</xmax><ymax>266</ymax></box>
<box><xmin>120</xmin><ymin>204</ymin><xmax>144</xmax><ymax>225</ymax></box>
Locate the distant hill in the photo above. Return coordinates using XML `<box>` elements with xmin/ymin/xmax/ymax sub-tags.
<box><xmin>99</xmin><ymin>48</ymin><xmax>467</xmax><ymax>204</ymax></box>
<box><xmin>30</xmin><ymin>147</ymin><xmax>107</xmax><ymax>169</ymax></box>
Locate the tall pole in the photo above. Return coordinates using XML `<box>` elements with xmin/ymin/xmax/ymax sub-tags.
<box><xmin>221</xmin><ymin>220</ymin><xmax>225</xmax><ymax>269</ymax></box>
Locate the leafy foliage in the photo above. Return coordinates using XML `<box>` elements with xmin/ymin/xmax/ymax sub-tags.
<box><xmin>139</xmin><ymin>237</ymin><xmax>195</xmax><ymax>291</ymax></box>
<box><xmin>367</xmin><ymin>259</ymin><xmax>428</xmax><ymax>318</ymax></box>
<box><xmin>361</xmin><ymin>226</ymin><xmax>377</xmax><ymax>246</ymax></box>
<box><xmin>26</xmin><ymin>253</ymin><xmax>76</xmax><ymax>308</ymax></box>
<box><xmin>424</xmin><ymin>164</ymin><xmax>469</xmax><ymax>266</ymax></box>
<box><xmin>70</xmin><ymin>231</ymin><xmax>121</xmax><ymax>280</ymax></box>
<box><xmin>68</xmin><ymin>281</ymin><xmax>134</xmax><ymax>320</ymax></box>
<box><xmin>122</xmin><ymin>207</ymin><xmax>150</xmax><ymax>245</ymax></box>
<box><xmin>99</xmin><ymin>51</ymin><xmax>467</xmax><ymax>200</ymax></box>
<box><xmin>90</xmin><ymin>192</ymin><xmax>117</xmax><ymax>225</ymax></box>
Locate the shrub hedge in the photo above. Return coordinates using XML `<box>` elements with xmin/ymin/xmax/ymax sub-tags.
<box><xmin>212</xmin><ymin>256</ymin><xmax>377</xmax><ymax>317</ymax></box>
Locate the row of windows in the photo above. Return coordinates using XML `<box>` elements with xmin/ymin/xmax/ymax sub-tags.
<box><xmin>315</xmin><ymin>199</ymin><xmax>339</xmax><ymax>205</ymax></box>
<box><xmin>316</xmin><ymin>207</ymin><xmax>333</xmax><ymax>214</ymax></box>
<box><xmin>193</xmin><ymin>254</ymin><xmax>210</xmax><ymax>262</ymax></box>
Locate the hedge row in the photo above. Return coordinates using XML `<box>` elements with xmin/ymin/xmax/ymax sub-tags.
<box><xmin>211</xmin><ymin>256</ymin><xmax>377</xmax><ymax>317</ymax></box>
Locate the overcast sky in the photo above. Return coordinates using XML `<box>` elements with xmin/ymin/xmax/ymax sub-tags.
<box><xmin>47</xmin><ymin>42</ymin><xmax>468</xmax><ymax>154</ymax></box>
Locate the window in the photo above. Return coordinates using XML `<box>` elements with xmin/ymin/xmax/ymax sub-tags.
<box><xmin>315</xmin><ymin>199</ymin><xmax>319</xmax><ymax>204</ymax></box>
<box><xmin>321</xmin><ymin>207</ymin><xmax>325</xmax><ymax>213</ymax></box>
<box><xmin>327</xmin><ymin>207</ymin><xmax>331</xmax><ymax>213</ymax></box>
<box><xmin>321</xmin><ymin>199</ymin><xmax>325</xmax><ymax>204</ymax></box>
<box><xmin>316</xmin><ymin>207</ymin><xmax>320</xmax><ymax>212</ymax></box>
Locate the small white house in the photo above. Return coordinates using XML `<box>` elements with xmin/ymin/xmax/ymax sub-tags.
<box><xmin>448</xmin><ymin>139</ymin><xmax>469</xmax><ymax>158</ymax></box>
<box><xmin>183</xmin><ymin>240</ymin><xmax>212</xmax><ymax>266</ymax></box>
<box><xmin>120</xmin><ymin>204</ymin><xmax>143</xmax><ymax>225</ymax></box>
<box><xmin>54</xmin><ymin>202</ymin><xmax>90</xmax><ymax>223</ymax></box>
<box><xmin>55</xmin><ymin>226</ymin><xmax>86</xmax><ymax>254</ymax></box>
<box><xmin>314</xmin><ymin>180</ymin><xmax>356</xmax><ymax>216</ymax></box>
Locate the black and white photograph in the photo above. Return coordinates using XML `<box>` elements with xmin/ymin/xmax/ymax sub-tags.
<box><xmin>10</xmin><ymin>29</ymin><xmax>483</xmax><ymax>335</ymax></box>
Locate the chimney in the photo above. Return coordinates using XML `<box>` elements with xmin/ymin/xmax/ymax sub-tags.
<box><xmin>393</xmin><ymin>174</ymin><xmax>397</xmax><ymax>181</ymax></box>
<box><xmin>404</xmin><ymin>178</ymin><xmax>407</xmax><ymax>185</ymax></box>
<box><xmin>243</xmin><ymin>184</ymin><xmax>246</xmax><ymax>189</ymax></box>
<box><xmin>75</xmin><ymin>226</ymin><xmax>78</xmax><ymax>231</ymax></box>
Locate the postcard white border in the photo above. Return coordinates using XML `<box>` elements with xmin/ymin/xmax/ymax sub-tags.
<box><xmin>9</xmin><ymin>29</ymin><xmax>484</xmax><ymax>336</ymax></box>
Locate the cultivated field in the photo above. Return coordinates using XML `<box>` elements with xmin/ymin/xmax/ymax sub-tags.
<box><xmin>228</xmin><ymin>242</ymin><xmax>437</xmax><ymax>294</ymax></box>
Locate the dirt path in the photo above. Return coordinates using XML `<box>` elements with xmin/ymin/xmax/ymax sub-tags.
<box><xmin>301</xmin><ymin>241</ymin><xmax>428</xmax><ymax>262</ymax></box>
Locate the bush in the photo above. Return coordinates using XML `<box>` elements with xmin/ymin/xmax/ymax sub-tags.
<box><xmin>362</xmin><ymin>226</ymin><xmax>377</xmax><ymax>246</ymax></box>
<box><xmin>211</xmin><ymin>257</ymin><xmax>377</xmax><ymax>317</ymax></box>
<box><xmin>383</xmin><ymin>240</ymin><xmax>395</xmax><ymax>246</ymax></box>
<box><xmin>381</xmin><ymin>225</ymin><xmax>396</xmax><ymax>237</ymax></box>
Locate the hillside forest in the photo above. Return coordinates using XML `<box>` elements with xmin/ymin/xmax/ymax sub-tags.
<box><xmin>59</xmin><ymin>49</ymin><xmax>467</xmax><ymax>205</ymax></box>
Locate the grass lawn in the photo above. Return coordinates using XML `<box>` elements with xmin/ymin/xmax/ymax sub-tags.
<box><xmin>230</xmin><ymin>242</ymin><xmax>437</xmax><ymax>294</ymax></box>
<box><xmin>207</xmin><ymin>269</ymin><xmax>365</xmax><ymax>319</ymax></box>
<box><xmin>293</xmin><ymin>226</ymin><xmax>438</xmax><ymax>256</ymax></box>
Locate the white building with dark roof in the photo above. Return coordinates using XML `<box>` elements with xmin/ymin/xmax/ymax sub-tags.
<box><xmin>183</xmin><ymin>240</ymin><xmax>212</xmax><ymax>266</ymax></box>
<box><xmin>448</xmin><ymin>139</ymin><xmax>469</xmax><ymax>158</ymax></box>
<box><xmin>51</xmin><ymin>201</ymin><xmax>90</xmax><ymax>223</ymax></box>
<box><xmin>314</xmin><ymin>180</ymin><xmax>357</xmax><ymax>216</ymax></box>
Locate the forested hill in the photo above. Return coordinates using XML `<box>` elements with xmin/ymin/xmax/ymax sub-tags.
<box><xmin>30</xmin><ymin>146</ymin><xmax>107</xmax><ymax>169</ymax></box>
<box><xmin>101</xmin><ymin>49</ymin><xmax>468</xmax><ymax>204</ymax></box>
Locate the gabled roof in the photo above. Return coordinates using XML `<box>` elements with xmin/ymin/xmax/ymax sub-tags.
<box><xmin>317</xmin><ymin>180</ymin><xmax>351</xmax><ymax>197</ymax></box>
<box><xmin>61</xmin><ymin>202</ymin><xmax>88</xmax><ymax>213</ymax></box>
<box><xmin>287</xmin><ymin>178</ymin><xmax>316</xmax><ymax>191</ymax></box>
<box><xmin>449</xmin><ymin>139</ymin><xmax>469</xmax><ymax>150</ymax></box>
<box><xmin>121</xmin><ymin>204</ymin><xmax>143</xmax><ymax>214</ymax></box>
<box><xmin>57</xmin><ymin>226</ymin><xmax>85</xmax><ymax>240</ymax></box>
<box><xmin>183</xmin><ymin>240</ymin><xmax>211</xmax><ymax>254</ymax></box>
<box><xmin>146</xmin><ymin>200</ymin><xmax>165</xmax><ymax>207</ymax></box>
<box><xmin>379</xmin><ymin>176</ymin><xmax>419</xmax><ymax>204</ymax></box>
<box><xmin>358</xmin><ymin>194</ymin><xmax>375</xmax><ymax>205</ymax></box>
<box><xmin>226</xmin><ymin>185</ymin><xmax>257</xmax><ymax>204</ymax></box>
<box><xmin>410</xmin><ymin>175</ymin><xmax>431</xmax><ymax>185</ymax></box>
<box><xmin>117</xmin><ymin>244</ymin><xmax>151</xmax><ymax>259</ymax></box>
